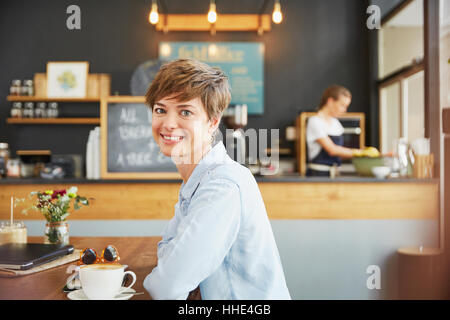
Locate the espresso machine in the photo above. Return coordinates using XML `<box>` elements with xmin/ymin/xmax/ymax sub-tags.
<box><xmin>222</xmin><ymin>104</ymin><xmax>248</xmax><ymax>164</ymax></box>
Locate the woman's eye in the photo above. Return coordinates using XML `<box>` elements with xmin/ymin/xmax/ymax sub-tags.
<box><xmin>154</xmin><ymin>108</ymin><xmax>165</xmax><ymax>114</ymax></box>
<box><xmin>180</xmin><ymin>110</ymin><xmax>192</xmax><ymax>117</ymax></box>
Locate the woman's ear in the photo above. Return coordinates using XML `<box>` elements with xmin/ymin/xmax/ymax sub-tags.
<box><xmin>326</xmin><ymin>97</ymin><xmax>335</xmax><ymax>106</ymax></box>
<box><xmin>209</xmin><ymin>116</ymin><xmax>221</xmax><ymax>133</ymax></box>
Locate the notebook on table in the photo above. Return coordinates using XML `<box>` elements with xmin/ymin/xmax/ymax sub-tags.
<box><xmin>0</xmin><ymin>243</ymin><xmax>74</xmax><ymax>270</ymax></box>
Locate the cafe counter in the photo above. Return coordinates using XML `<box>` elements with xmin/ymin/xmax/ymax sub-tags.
<box><xmin>0</xmin><ymin>175</ymin><xmax>439</xmax><ymax>300</ymax></box>
<box><xmin>0</xmin><ymin>176</ymin><xmax>439</xmax><ymax>220</ymax></box>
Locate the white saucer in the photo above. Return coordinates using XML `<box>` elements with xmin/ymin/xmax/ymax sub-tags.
<box><xmin>67</xmin><ymin>287</ymin><xmax>136</xmax><ymax>300</ymax></box>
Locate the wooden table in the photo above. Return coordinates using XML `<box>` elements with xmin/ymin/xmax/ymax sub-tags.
<box><xmin>0</xmin><ymin>236</ymin><xmax>160</xmax><ymax>300</ymax></box>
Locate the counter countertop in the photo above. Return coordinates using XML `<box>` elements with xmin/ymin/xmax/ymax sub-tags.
<box><xmin>0</xmin><ymin>175</ymin><xmax>438</xmax><ymax>184</ymax></box>
<box><xmin>0</xmin><ymin>176</ymin><xmax>439</xmax><ymax>220</ymax></box>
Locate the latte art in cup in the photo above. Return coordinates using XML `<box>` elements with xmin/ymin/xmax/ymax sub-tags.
<box><xmin>79</xmin><ymin>264</ymin><xmax>136</xmax><ymax>300</ymax></box>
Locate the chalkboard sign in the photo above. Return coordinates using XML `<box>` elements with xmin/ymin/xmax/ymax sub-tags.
<box><xmin>100</xmin><ymin>96</ymin><xmax>179</xmax><ymax>179</ymax></box>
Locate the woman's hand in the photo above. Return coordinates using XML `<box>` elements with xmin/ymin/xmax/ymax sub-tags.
<box><xmin>352</xmin><ymin>147</ymin><xmax>381</xmax><ymax>158</ymax></box>
<box><xmin>316</xmin><ymin>136</ymin><xmax>354</xmax><ymax>159</ymax></box>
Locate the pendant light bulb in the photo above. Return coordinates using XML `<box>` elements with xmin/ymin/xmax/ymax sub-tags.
<box><xmin>207</xmin><ymin>1</ymin><xmax>217</xmax><ymax>24</ymax></box>
<box><xmin>149</xmin><ymin>1</ymin><xmax>159</xmax><ymax>25</ymax></box>
<box><xmin>272</xmin><ymin>1</ymin><xmax>283</xmax><ymax>24</ymax></box>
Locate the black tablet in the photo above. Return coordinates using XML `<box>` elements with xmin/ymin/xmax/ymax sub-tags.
<box><xmin>0</xmin><ymin>243</ymin><xmax>74</xmax><ymax>270</ymax></box>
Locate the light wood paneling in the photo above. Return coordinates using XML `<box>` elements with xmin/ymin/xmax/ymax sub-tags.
<box><xmin>0</xmin><ymin>181</ymin><xmax>439</xmax><ymax>221</ymax></box>
<box><xmin>259</xmin><ymin>181</ymin><xmax>438</xmax><ymax>220</ymax></box>
<box><xmin>155</xmin><ymin>14</ymin><xmax>271</xmax><ymax>32</ymax></box>
<box><xmin>1</xmin><ymin>183</ymin><xmax>179</xmax><ymax>220</ymax></box>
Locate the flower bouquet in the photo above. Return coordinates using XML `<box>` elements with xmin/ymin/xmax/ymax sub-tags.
<box><xmin>16</xmin><ymin>186</ymin><xmax>89</xmax><ymax>244</ymax></box>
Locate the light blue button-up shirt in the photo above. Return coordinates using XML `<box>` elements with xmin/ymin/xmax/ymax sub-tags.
<box><xmin>143</xmin><ymin>141</ymin><xmax>291</xmax><ymax>300</ymax></box>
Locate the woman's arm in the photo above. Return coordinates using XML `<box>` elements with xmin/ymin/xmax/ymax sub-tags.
<box><xmin>316</xmin><ymin>136</ymin><xmax>359</xmax><ymax>160</ymax></box>
<box><xmin>155</xmin><ymin>202</ymin><xmax>182</xmax><ymax>259</ymax></box>
<box><xmin>143</xmin><ymin>178</ymin><xmax>241</xmax><ymax>300</ymax></box>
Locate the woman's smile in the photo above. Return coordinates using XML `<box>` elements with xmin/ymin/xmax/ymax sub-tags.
<box><xmin>160</xmin><ymin>133</ymin><xmax>185</xmax><ymax>144</ymax></box>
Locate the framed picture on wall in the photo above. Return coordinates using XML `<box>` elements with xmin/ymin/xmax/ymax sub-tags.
<box><xmin>158</xmin><ymin>42</ymin><xmax>265</xmax><ymax>115</ymax></box>
<box><xmin>46</xmin><ymin>61</ymin><xmax>89</xmax><ymax>98</ymax></box>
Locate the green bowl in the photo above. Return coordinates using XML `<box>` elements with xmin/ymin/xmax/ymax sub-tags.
<box><xmin>352</xmin><ymin>157</ymin><xmax>385</xmax><ymax>177</ymax></box>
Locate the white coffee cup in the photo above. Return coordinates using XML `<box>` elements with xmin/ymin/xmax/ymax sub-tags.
<box><xmin>79</xmin><ymin>264</ymin><xmax>136</xmax><ymax>300</ymax></box>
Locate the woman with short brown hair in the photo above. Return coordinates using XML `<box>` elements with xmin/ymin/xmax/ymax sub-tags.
<box><xmin>143</xmin><ymin>59</ymin><xmax>291</xmax><ymax>300</ymax></box>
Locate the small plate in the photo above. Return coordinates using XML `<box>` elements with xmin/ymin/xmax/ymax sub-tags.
<box><xmin>67</xmin><ymin>287</ymin><xmax>136</xmax><ymax>300</ymax></box>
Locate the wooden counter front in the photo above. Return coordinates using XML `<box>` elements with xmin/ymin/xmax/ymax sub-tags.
<box><xmin>0</xmin><ymin>178</ymin><xmax>439</xmax><ymax>220</ymax></box>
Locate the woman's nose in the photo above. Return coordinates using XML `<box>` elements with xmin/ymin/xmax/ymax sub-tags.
<box><xmin>161</xmin><ymin>112</ymin><xmax>179</xmax><ymax>130</ymax></box>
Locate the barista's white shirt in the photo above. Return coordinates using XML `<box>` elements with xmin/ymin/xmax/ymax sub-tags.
<box><xmin>306</xmin><ymin>115</ymin><xmax>344</xmax><ymax>161</ymax></box>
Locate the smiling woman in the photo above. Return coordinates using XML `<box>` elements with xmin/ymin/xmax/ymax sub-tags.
<box><xmin>142</xmin><ymin>58</ymin><xmax>291</xmax><ymax>300</ymax></box>
<box><xmin>146</xmin><ymin>58</ymin><xmax>230</xmax><ymax>175</ymax></box>
<box><xmin>151</xmin><ymin>96</ymin><xmax>214</xmax><ymax>166</ymax></box>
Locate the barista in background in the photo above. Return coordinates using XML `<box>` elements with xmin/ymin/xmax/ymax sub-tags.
<box><xmin>306</xmin><ymin>85</ymin><xmax>363</xmax><ymax>177</ymax></box>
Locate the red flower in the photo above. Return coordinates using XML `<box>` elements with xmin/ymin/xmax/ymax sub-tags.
<box><xmin>51</xmin><ymin>189</ymin><xmax>67</xmax><ymax>199</ymax></box>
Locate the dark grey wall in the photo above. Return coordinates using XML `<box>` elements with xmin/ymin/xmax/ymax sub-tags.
<box><xmin>0</xmin><ymin>0</ymin><xmax>372</xmax><ymax>164</ymax></box>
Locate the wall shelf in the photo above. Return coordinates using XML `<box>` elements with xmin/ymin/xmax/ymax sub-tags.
<box><xmin>6</xmin><ymin>118</ymin><xmax>100</xmax><ymax>125</ymax></box>
<box><xmin>7</xmin><ymin>96</ymin><xmax>101</xmax><ymax>102</ymax></box>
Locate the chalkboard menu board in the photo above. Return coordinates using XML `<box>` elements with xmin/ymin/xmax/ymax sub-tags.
<box><xmin>100</xmin><ymin>96</ymin><xmax>179</xmax><ymax>179</ymax></box>
<box><xmin>159</xmin><ymin>42</ymin><xmax>264</xmax><ymax>115</ymax></box>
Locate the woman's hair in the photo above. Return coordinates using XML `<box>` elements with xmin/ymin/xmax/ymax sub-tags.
<box><xmin>318</xmin><ymin>85</ymin><xmax>352</xmax><ymax>110</ymax></box>
<box><xmin>145</xmin><ymin>58</ymin><xmax>231</xmax><ymax>120</ymax></box>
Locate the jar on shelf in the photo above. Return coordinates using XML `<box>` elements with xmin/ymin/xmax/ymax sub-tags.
<box><xmin>23</xmin><ymin>102</ymin><xmax>34</xmax><ymax>118</ymax></box>
<box><xmin>6</xmin><ymin>158</ymin><xmax>21</xmax><ymax>178</ymax></box>
<box><xmin>47</xmin><ymin>102</ymin><xmax>59</xmax><ymax>118</ymax></box>
<box><xmin>20</xmin><ymin>162</ymin><xmax>34</xmax><ymax>178</ymax></box>
<box><xmin>0</xmin><ymin>143</ymin><xmax>10</xmax><ymax>178</ymax></box>
<box><xmin>22</xmin><ymin>79</ymin><xmax>34</xmax><ymax>96</ymax></box>
<box><xmin>10</xmin><ymin>102</ymin><xmax>23</xmax><ymax>118</ymax></box>
<box><xmin>34</xmin><ymin>102</ymin><xmax>47</xmax><ymax>118</ymax></box>
<box><xmin>10</xmin><ymin>80</ymin><xmax>21</xmax><ymax>96</ymax></box>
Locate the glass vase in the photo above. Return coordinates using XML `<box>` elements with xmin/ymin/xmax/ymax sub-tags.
<box><xmin>44</xmin><ymin>221</ymin><xmax>69</xmax><ymax>245</ymax></box>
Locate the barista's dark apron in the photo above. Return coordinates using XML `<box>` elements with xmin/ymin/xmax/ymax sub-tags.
<box><xmin>306</xmin><ymin>135</ymin><xmax>344</xmax><ymax>177</ymax></box>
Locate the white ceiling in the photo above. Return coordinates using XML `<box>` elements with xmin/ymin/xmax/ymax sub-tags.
<box><xmin>384</xmin><ymin>0</ymin><xmax>450</xmax><ymax>27</ymax></box>
<box><xmin>386</xmin><ymin>0</ymin><xmax>423</xmax><ymax>27</ymax></box>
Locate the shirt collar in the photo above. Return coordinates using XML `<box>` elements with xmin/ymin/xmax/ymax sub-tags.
<box><xmin>180</xmin><ymin>141</ymin><xmax>232</xmax><ymax>200</ymax></box>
